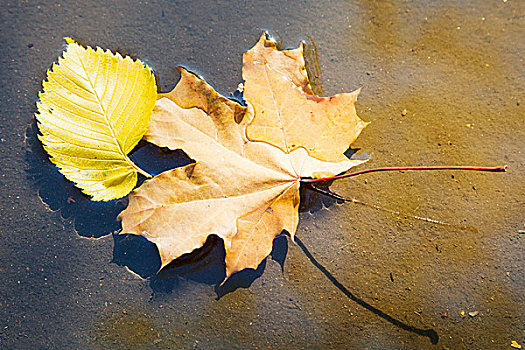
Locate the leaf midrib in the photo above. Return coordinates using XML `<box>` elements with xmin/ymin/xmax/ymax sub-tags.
<box><xmin>132</xmin><ymin>176</ymin><xmax>298</xmax><ymax>212</ymax></box>
<box><xmin>76</xmin><ymin>49</ymin><xmax>128</xmax><ymax>160</ymax></box>
<box><xmin>72</xmin><ymin>46</ymin><xmax>151</xmax><ymax>178</ymax></box>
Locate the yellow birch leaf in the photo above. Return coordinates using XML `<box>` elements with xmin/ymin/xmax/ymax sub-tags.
<box><xmin>243</xmin><ymin>32</ymin><xmax>369</xmax><ymax>162</ymax></box>
<box><xmin>35</xmin><ymin>38</ymin><xmax>156</xmax><ymax>201</ymax></box>
<box><xmin>118</xmin><ymin>68</ymin><xmax>367</xmax><ymax>280</ymax></box>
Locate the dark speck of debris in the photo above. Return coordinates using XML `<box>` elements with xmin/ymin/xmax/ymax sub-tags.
<box><xmin>389</xmin><ymin>272</ymin><xmax>394</xmax><ymax>282</ymax></box>
<box><xmin>28</xmin><ymin>43</ymin><xmax>34</xmax><ymax>48</ymax></box>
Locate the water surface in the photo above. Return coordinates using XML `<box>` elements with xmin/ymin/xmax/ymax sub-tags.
<box><xmin>1</xmin><ymin>1</ymin><xmax>523</xmax><ymax>349</ymax></box>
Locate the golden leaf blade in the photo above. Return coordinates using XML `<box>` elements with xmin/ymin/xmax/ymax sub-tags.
<box><xmin>119</xmin><ymin>69</ymin><xmax>366</xmax><ymax>281</ymax></box>
<box><xmin>243</xmin><ymin>33</ymin><xmax>369</xmax><ymax>162</ymax></box>
<box><xmin>36</xmin><ymin>38</ymin><xmax>156</xmax><ymax>200</ymax></box>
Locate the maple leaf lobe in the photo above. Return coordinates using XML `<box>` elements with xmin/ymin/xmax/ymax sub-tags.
<box><xmin>243</xmin><ymin>32</ymin><xmax>369</xmax><ymax>162</ymax></box>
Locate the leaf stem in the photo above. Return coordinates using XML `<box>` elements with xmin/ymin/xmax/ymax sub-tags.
<box><xmin>301</xmin><ymin>165</ymin><xmax>507</xmax><ymax>183</ymax></box>
<box><xmin>135</xmin><ymin>165</ymin><xmax>153</xmax><ymax>178</ymax></box>
<box><xmin>125</xmin><ymin>155</ymin><xmax>152</xmax><ymax>178</ymax></box>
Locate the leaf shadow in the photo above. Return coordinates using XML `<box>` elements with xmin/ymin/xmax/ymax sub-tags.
<box><xmin>126</xmin><ymin>220</ymin><xmax>439</xmax><ymax>344</ymax></box>
<box><xmin>25</xmin><ymin>121</ymin><xmax>126</xmax><ymax>238</ymax></box>
<box><xmin>299</xmin><ymin>181</ymin><xmax>341</xmax><ymax>213</ymax></box>
<box><xmin>25</xmin><ymin>121</ymin><xmax>192</xmax><ymax>238</ymax></box>
<box><xmin>295</xmin><ymin>236</ymin><xmax>439</xmax><ymax>345</ymax></box>
<box><xmin>133</xmin><ymin>234</ymin><xmax>289</xmax><ymax>298</ymax></box>
<box><xmin>112</xmin><ymin>233</ymin><xmax>162</xmax><ymax>278</ymax></box>
<box><xmin>215</xmin><ymin>235</ymin><xmax>288</xmax><ymax>299</ymax></box>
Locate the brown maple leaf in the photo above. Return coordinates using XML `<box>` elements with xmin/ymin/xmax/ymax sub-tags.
<box><xmin>117</xmin><ymin>36</ymin><xmax>368</xmax><ymax>281</ymax></box>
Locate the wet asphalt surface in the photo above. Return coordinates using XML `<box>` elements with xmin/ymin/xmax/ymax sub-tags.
<box><xmin>1</xmin><ymin>1</ymin><xmax>523</xmax><ymax>349</ymax></box>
